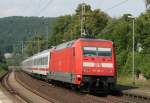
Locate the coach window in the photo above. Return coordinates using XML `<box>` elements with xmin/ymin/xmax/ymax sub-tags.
<box><xmin>37</xmin><ymin>58</ymin><xmax>39</xmax><ymax>65</ymax></box>
<box><xmin>42</xmin><ymin>57</ymin><xmax>44</xmax><ymax>65</ymax></box>
<box><xmin>43</xmin><ymin>57</ymin><xmax>46</xmax><ymax>65</ymax></box>
<box><xmin>34</xmin><ymin>59</ymin><xmax>36</xmax><ymax>65</ymax></box>
<box><xmin>41</xmin><ymin>58</ymin><xmax>43</xmax><ymax>65</ymax></box>
<box><xmin>46</xmin><ymin>56</ymin><xmax>48</xmax><ymax>65</ymax></box>
<box><xmin>39</xmin><ymin>58</ymin><xmax>41</xmax><ymax>65</ymax></box>
<box><xmin>29</xmin><ymin>60</ymin><xmax>31</xmax><ymax>66</ymax></box>
<box><xmin>37</xmin><ymin>58</ymin><xmax>40</xmax><ymax>65</ymax></box>
<box><xmin>44</xmin><ymin>57</ymin><xmax>46</xmax><ymax>65</ymax></box>
<box><xmin>33</xmin><ymin>59</ymin><xmax>35</xmax><ymax>65</ymax></box>
<box><xmin>41</xmin><ymin>57</ymin><xmax>43</xmax><ymax>65</ymax></box>
<box><xmin>45</xmin><ymin>57</ymin><xmax>47</xmax><ymax>65</ymax></box>
<box><xmin>40</xmin><ymin>58</ymin><xmax>42</xmax><ymax>65</ymax></box>
<box><xmin>36</xmin><ymin>59</ymin><xmax>38</xmax><ymax>65</ymax></box>
<box><xmin>35</xmin><ymin>59</ymin><xmax>37</xmax><ymax>65</ymax></box>
<box><xmin>43</xmin><ymin>57</ymin><xmax>45</xmax><ymax>65</ymax></box>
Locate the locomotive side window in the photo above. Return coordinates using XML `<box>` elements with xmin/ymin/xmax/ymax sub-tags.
<box><xmin>83</xmin><ymin>47</ymin><xmax>112</xmax><ymax>57</ymax></box>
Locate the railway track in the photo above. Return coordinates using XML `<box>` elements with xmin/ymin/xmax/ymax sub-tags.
<box><xmin>15</xmin><ymin>71</ymin><xmax>61</xmax><ymax>103</ymax></box>
<box><xmin>15</xmin><ymin>71</ymin><xmax>150</xmax><ymax>103</ymax></box>
<box><xmin>1</xmin><ymin>71</ymin><xmax>30</xmax><ymax>103</ymax></box>
<box><xmin>1</xmin><ymin>71</ymin><xmax>53</xmax><ymax>103</ymax></box>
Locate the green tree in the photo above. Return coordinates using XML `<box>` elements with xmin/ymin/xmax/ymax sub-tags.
<box><xmin>24</xmin><ymin>35</ymin><xmax>47</xmax><ymax>56</ymax></box>
<box><xmin>0</xmin><ymin>51</ymin><xmax>7</xmax><ymax>70</ymax></box>
<box><xmin>0</xmin><ymin>51</ymin><xmax>5</xmax><ymax>63</ymax></box>
<box><xmin>0</xmin><ymin>16</ymin><xmax>56</xmax><ymax>53</ymax></box>
<box><xmin>98</xmin><ymin>15</ymin><xmax>132</xmax><ymax>53</ymax></box>
<box><xmin>75</xmin><ymin>3</ymin><xmax>110</xmax><ymax>37</ymax></box>
<box><xmin>49</xmin><ymin>15</ymin><xmax>73</xmax><ymax>46</ymax></box>
<box><xmin>49</xmin><ymin>3</ymin><xmax>110</xmax><ymax>45</ymax></box>
<box><xmin>137</xmin><ymin>11</ymin><xmax>150</xmax><ymax>53</ymax></box>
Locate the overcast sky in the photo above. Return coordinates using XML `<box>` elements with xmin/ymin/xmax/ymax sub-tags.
<box><xmin>0</xmin><ymin>0</ymin><xmax>146</xmax><ymax>18</ymax></box>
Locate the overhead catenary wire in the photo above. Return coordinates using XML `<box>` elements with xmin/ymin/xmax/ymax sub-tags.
<box><xmin>38</xmin><ymin>0</ymin><xmax>44</xmax><ymax>8</ymax></box>
<box><xmin>20</xmin><ymin>0</ymin><xmax>35</xmax><ymax>16</ymax></box>
<box><xmin>34</xmin><ymin>0</ymin><xmax>54</xmax><ymax>49</ymax></box>
<box><xmin>106</xmin><ymin>0</ymin><xmax>129</xmax><ymax>11</ymax></box>
<box><xmin>9</xmin><ymin>0</ymin><xmax>53</xmax><ymax>52</ymax></box>
<box><xmin>36</xmin><ymin>0</ymin><xmax>54</xmax><ymax>16</ymax></box>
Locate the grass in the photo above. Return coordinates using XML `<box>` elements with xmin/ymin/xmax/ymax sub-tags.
<box><xmin>117</xmin><ymin>74</ymin><xmax>150</xmax><ymax>89</ymax></box>
<box><xmin>0</xmin><ymin>67</ymin><xmax>7</xmax><ymax>78</ymax></box>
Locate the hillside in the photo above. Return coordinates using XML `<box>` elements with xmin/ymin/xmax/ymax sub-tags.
<box><xmin>0</xmin><ymin>16</ymin><xmax>56</xmax><ymax>53</ymax></box>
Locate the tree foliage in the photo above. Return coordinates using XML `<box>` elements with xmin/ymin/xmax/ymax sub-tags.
<box><xmin>0</xmin><ymin>51</ymin><xmax>7</xmax><ymax>70</ymax></box>
<box><xmin>24</xmin><ymin>35</ymin><xmax>47</xmax><ymax>57</ymax></box>
<box><xmin>137</xmin><ymin>11</ymin><xmax>150</xmax><ymax>53</ymax></box>
<box><xmin>48</xmin><ymin>4</ymin><xmax>110</xmax><ymax>46</ymax></box>
<box><xmin>0</xmin><ymin>51</ymin><xmax>5</xmax><ymax>63</ymax></box>
<box><xmin>0</xmin><ymin>16</ymin><xmax>56</xmax><ymax>53</ymax></box>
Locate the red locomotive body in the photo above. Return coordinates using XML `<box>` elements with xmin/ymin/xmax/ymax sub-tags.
<box><xmin>49</xmin><ymin>38</ymin><xmax>116</xmax><ymax>91</ymax></box>
<box><xmin>22</xmin><ymin>38</ymin><xmax>117</xmax><ymax>92</ymax></box>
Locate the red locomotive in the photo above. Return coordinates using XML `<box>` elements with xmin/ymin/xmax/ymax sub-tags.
<box><xmin>22</xmin><ymin>38</ymin><xmax>117</xmax><ymax>92</ymax></box>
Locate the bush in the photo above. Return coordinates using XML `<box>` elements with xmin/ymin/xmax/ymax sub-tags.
<box><xmin>0</xmin><ymin>63</ymin><xmax>8</xmax><ymax>71</ymax></box>
<box><xmin>122</xmin><ymin>52</ymin><xmax>150</xmax><ymax>79</ymax></box>
<box><xmin>117</xmin><ymin>50</ymin><xmax>128</xmax><ymax>74</ymax></box>
<box><xmin>140</xmin><ymin>54</ymin><xmax>150</xmax><ymax>79</ymax></box>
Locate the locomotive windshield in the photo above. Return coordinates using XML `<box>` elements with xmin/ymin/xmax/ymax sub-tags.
<box><xmin>83</xmin><ymin>47</ymin><xmax>112</xmax><ymax>57</ymax></box>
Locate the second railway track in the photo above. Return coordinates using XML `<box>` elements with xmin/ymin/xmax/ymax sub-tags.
<box><xmin>1</xmin><ymin>71</ymin><xmax>54</xmax><ymax>103</ymax></box>
<box><xmin>1</xmin><ymin>71</ymin><xmax>30</xmax><ymax>103</ymax></box>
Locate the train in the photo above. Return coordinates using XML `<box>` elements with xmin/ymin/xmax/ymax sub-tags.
<box><xmin>21</xmin><ymin>38</ymin><xmax>117</xmax><ymax>92</ymax></box>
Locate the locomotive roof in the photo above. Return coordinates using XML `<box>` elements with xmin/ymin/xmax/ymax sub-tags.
<box><xmin>54</xmin><ymin>38</ymin><xmax>113</xmax><ymax>51</ymax></box>
<box><xmin>78</xmin><ymin>38</ymin><xmax>113</xmax><ymax>42</ymax></box>
<box><xmin>54</xmin><ymin>40</ymin><xmax>75</xmax><ymax>50</ymax></box>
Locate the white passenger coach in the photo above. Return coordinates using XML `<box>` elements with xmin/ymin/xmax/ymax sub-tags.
<box><xmin>21</xmin><ymin>49</ymin><xmax>52</xmax><ymax>75</ymax></box>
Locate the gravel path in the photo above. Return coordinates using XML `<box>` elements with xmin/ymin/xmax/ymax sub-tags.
<box><xmin>9</xmin><ymin>72</ymin><xmax>52</xmax><ymax>103</ymax></box>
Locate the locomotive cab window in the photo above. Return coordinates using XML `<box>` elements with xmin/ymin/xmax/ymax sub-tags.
<box><xmin>83</xmin><ymin>47</ymin><xmax>112</xmax><ymax>57</ymax></box>
<box><xmin>83</xmin><ymin>47</ymin><xmax>97</xmax><ymax>56</ymax></box>
<box><xmin>98</xmin><ymin>47</ymin><xmax>112</xmax><ymax>57</ymax></box>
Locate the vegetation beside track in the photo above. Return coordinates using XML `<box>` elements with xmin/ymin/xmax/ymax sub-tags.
<box><xmin>0</xmin><ymin>68</ymin><xmax>7</xmax><ymax>77</ymax></box>
<box><xmin>118</xmin><ymin>74</ymin><xmax>150</xmax><ymax>88</ymax></box>
<box><xmin>0</xmin><ymin>51</ymin><xmax>8</xmax><ymax>77</ymax></box>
